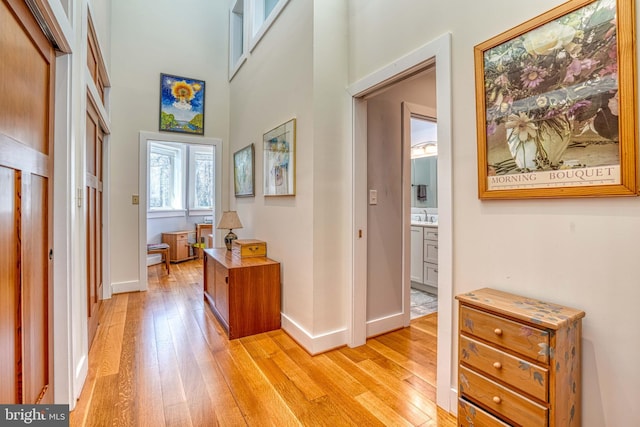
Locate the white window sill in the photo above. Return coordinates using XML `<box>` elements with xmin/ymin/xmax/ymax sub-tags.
<box><xmin>188</xmin><ymin>209</ymin><xmax>214</xmax><ymax>217</ymax></box>
<box><xmin>148</xmin><ymin>210</ymin><xmax>186</xmax><ymax>219</ymax></box>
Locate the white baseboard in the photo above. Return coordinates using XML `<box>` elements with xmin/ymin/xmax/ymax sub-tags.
<box><xmin>111</xmin><ymin>280</ymin><xmax>140</xmax><ymax>294</ymax></box>
<box><xmin>281</xmin><ymin>313</ymin><xmax>347</xmax><ymax>355</ymax></box>
<box><xmin>72</xmin><ymin>354</ymin><xmax>88</xmax><ymax>409</ymax></box>
<box><xmin>450</xmin><ymin>388</ymin><xmax>458</xmax><ymax>415</ymax></box>
<box><xmin>366</xmin><ymin>312</ymin><xmax>405</xmax><ymax>337</ymax></box>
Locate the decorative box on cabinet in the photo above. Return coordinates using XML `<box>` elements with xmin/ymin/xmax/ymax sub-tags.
<box><xmin>162</xmin><ymin>231</ymin><xmax>196</xmax><ymax>263</ymax></box>
<box><xmin>456</xmin><ymin>288</ymin><xmax>585</xmax><ymax>427</ymax></box>
<box><xmin>203</xmin><ymin>248</ymin><xmax>281</xmax><ymax>339</ymax></box>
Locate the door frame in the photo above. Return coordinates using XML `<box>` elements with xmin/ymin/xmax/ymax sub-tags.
<box><xmin>138</xmin><ymin>132</ymin><xmax>223</xmax><ymax>292</ymax></box>
<box><xmin>349</xmin><ymin>33</ymin><xmax>454</xmax><ymax>411</ymax></box>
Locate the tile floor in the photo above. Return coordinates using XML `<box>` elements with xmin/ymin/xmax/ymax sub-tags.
<box><xmin>410</xmin><ymin>288</ymin><xmax>438</xmax><ymax>319</ymax></box>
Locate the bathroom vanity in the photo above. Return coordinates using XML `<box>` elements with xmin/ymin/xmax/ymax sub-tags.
<box><xmin>410</xmin><ymin>218</ymin><xmax>438</xmax><ymax>293</ymax></box>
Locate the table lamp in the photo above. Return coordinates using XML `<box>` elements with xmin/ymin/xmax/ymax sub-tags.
<box><xmin>217</xmin><ymin>211</ymin><xmax>243</xmax><ymax>250</ymax></box>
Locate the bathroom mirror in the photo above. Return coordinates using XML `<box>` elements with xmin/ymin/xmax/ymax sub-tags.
<box><xmin>410</xmin><ymin>117</ymin><xmax>437</xmax><ymax>208</ymax></box>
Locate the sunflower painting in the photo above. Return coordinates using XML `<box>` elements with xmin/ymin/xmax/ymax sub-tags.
<box><xmin>159</xmin><ymin>73</ymin><xmax>205</xmax><ymax>134</ymax></box>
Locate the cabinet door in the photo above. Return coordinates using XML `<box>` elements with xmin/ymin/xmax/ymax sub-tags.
<box><xmin>411</xmin><ymin>227</ymin><xmax>424</xmax><ymax>283</ymax></box>
<box><xmin>214</xmin><ymin>262</ymin><xmax>229</xmax><ymax>325</ymax></box>
<box><xmin>176</xmin><ymin>235</ymin><xmax>189</xmax><ymax>260</ymax></box>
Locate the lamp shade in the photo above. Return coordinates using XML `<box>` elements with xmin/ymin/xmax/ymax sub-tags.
<box><xmin>217</xmin><ymin>211</ymin><xmax>243</xmax><ymax>230</ymax></box>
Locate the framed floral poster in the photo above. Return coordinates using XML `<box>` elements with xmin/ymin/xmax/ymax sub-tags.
<box><xmin>475</xmin><ymin>0</ymin><xmax>638</xmax><ymax>199</ymax></box>
<box><xmin>234</xmin><ymin>143</ymin><xmax>255</xmax><ymax>197</ymax></box>
<box><xmin>159</xmin><ymin>73</ymin><xmax>205</xmax><ymax>135</ymax></box>
<box><xmin>263</xmin><ymin>119</ymin><xmax>296</xmax><ymax>196</ymax></box>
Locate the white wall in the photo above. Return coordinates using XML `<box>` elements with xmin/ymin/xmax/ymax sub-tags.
<box><xmin>228</xmin><ymin>0</ymin><xmax>351</xmax><ymax>348</ymax></box>
<box><xmin>229</xmin><ymin>0</ymin><xmax>316</xmax><ymax>334</ymax></box>
<box><xmin>349</xmin><ymin>0</ymin><xmax>640</xmax><ymax>424</ymax></box>
<box><xmin>109</xmin><ymin>0</ymin><xmax>230</xmax><ymax>290</ymax></box>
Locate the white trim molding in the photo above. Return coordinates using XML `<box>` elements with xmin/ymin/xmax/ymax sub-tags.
<box><xmin>349</xmin><ymin>32</ymin><xmax>454</xmax><ymax>413</ymax></box>
<box><xmin>281</xmin><ymin>314</ymin><xmax>347</xmax><ymax>355</ymax></box>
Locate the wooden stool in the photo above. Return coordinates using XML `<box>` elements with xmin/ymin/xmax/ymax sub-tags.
<box><xmin>147</xmin><ymin>243</ymin><xmax>170</xmax><ymax>274</ymax></box>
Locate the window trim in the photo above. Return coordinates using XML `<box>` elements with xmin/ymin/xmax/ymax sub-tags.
<box><xmin>229</xmin><ymin>0</ymin><xmax>247</xmax><ymax>80</ymax></box>
<box><xmin>187</xmin><ymin>145</ymin><xmax>214</xmax><ymax>215</ymax></box>
<box><xmin>248</xmin><ymin>0</ymin><xmax>290</xmax><ymax>52</ymax></box>
<box><xmin>147</xmin><ymin>141</ymin><xmax>186</xmax><ymax>213</ymax></box>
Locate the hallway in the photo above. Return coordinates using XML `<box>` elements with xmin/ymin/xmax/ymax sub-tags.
<box><xmin>69</xmin><ymin>260</ymin><xmax>455</xmax><ymax>426</ymax></box>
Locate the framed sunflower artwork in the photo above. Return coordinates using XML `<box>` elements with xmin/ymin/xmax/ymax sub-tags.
<box><xmin>475</xmin><ymin>0</ymin><xmax>638</xmax><ymax>199</ymax></box>
<box><xmin>159</xmin><ymin>73</ymin><xmax>205</xmax><ymax>135</ymax></box>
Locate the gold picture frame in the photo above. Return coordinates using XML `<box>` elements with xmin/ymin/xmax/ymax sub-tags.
<box><xmin>263</xmin><ymin>118</ymin><xmax>296</xmax><ymax>196</ymax></box>
<box><xmin>475</xmin><ymin>0</ymin><xmax>638</xmax><ymax>199</ymax></box>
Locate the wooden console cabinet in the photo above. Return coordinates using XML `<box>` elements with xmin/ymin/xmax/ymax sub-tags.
<box><xmin>203</xmin><ymin>248</ymin><xmax>281</xmax><ymax>339</ymax></box>
<box><xmin>456</xmin><ymin>288</ymin><xmax>585</xmax><ymax>426</ymax></box>
<box><xmin>162</xmin><ymin>231</ymin><xmax>196</xmax><ymax>263</ymax></box>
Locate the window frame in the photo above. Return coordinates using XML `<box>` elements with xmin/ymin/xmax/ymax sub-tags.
<box><xmin>248</xmin><ymin>0</ymin><xmax>290</xmax><ymax>52</ymax></box>
<box><xmin>147</xmin><ymin>141</ymin><xmax>186</xmax><ymax>216</ymax></box>
<box><xmin>229</xmin><ymin>0</ymin><xmax>247</xmax><ymax>80</ymax></box>
<box><xmin>187</xmin><ymin>145</ymin><xmax>215</xmax><ymax>215</ymax></box>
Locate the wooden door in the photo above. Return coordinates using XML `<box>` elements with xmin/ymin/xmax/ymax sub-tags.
<box><xmin>0</xmin><ymin>0</ymin><xmax>55</xmax><ymax>404</ymax></box>
<box><xmin>86</xmin><ymin>98</ymin><xmax>104</xmax><ymax>346</ymax></box>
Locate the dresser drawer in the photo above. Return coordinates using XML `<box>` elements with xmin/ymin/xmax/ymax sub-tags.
<box><xmin>460</xmin><ymin>335</ymin><xmax>548</xmax><ymax>401</ymax></box>
<box><xmin>459</xmin><ymin>366</ymin><xmax>548</xmax><ymax>426</ymax></box>
<box><xmin>458</xmin><ymin>398</ymin><xmax>510</xmax><ymax>427</ymax></box>
<box><xmin>460</xmin><ymin>306</ymin><xmax>550</xmax><ymax>363</ymax></box>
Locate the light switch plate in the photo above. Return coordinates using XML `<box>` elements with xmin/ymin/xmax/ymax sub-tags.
<box><xmin>369</xmin><ymin>189</ymin><xmax>378</xmax><ymax>205</ymax></box>
<box><xmin>132</xmin><ymin>195</ymin><xmax>139</xmax><ymax>205</ymax></box>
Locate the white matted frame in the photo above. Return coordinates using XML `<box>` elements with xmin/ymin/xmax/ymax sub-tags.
<box><xmin>263</xmin><ymin>118</ymin><xmax>296</xmax><ymax>196</ymax></box>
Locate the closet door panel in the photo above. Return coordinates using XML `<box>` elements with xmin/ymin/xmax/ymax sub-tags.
<box><xmin>0</xmin><ymin>166</ymin><xmax>19</xmax><ymax>403</ymax></box>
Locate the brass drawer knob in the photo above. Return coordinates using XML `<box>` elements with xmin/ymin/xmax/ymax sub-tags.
<box><xmin>493</xmin><ymin>328</ymin><xmax>503</xmax><ymax>336</ymax></box>
<box><xmin>493</xmin><ymin>361</ymin><xmax>502</xmax><ymax>369</ymax></box>
<box><xmin>493</xmin><ymin>396</ymin><xmax>502</xmax><ymax>404</ymax></box>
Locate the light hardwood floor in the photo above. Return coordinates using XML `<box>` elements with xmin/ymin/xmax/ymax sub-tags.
<box><xmin>70</xmin><ymin>259</ymin><xmax>456</xmax><ymax>426</ymax></box>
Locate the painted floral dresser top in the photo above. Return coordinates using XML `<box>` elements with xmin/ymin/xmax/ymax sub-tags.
<box><xmin>456</xmin><ymin>287</ymin><xmax>585</xmax><ymax>330</ymax></box>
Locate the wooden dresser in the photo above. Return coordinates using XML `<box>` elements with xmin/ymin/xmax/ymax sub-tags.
<box><xmin>203</xmin><ymin>248</ymin><xmax>281</xmax><ymax>339</ymax></box>
<box><xmin>456</xmin><ymin>288</ymin><xmax>585</xmax><ymax>427</ymax></box>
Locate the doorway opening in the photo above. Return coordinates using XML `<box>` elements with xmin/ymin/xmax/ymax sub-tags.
<box><xmin>350</xmin><ymin>33</ymin><xmax>453</xmax><ymax>411</ymax></box>
<box><xmin>138</xmin><ymin>132</ymin><xmax>223</xmax><ymax>292</ymax></box>
<box><xmin>408</xmin><ymin>113</ymin><xmax>438</xmax><ymax>320</ymax></box>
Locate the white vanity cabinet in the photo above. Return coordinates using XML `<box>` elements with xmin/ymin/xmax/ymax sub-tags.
<box><xmin>423</xmin><ymin>227</ymin><xmax>438</xmax><ymax>288</ymax></box>
<box><xmin>410</xmin><ymin>226</ymin><xmax>424</xmax><ymax>283</ymax></box>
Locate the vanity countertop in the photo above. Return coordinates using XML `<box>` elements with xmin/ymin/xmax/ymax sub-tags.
<box><xmin>411</xmin><ymin>221</ymin><xmax>438</xmax><ymax>228</ymax></box>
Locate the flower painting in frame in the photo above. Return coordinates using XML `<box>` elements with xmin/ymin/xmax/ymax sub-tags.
<box><xmin>159</xmin><ymin>73</ymin><xmax>205</xmax><ymax>135</ymax></box>
<box><xmin>264</xmin><ymin>119</ymin><xmax>296</xmax><ymax>196</ymax></box>
<box><xmin>234</xmin><ymin>143</ymin><xmax>255</xmax><ymax>197</ymax></box>
<box><xmin>475</xmin><ymin>0</ymin><xmax>638</xmax><ymax>199</ymax></box>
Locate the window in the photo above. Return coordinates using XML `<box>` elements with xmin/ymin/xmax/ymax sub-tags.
<box><xmin>188</xmin><ymin>145</ymin><xmax>214</xmax><ymax>214</ymax></box>
<box><xmin>148</xmin><ymin>141</ymin><xmax>185</xmax><ymax>212</ymax></box>
<box><xmin>249</xmin><ymin>0</ymin><xmax>290</xmax><ymax>51</ymax></box>
<box><xmin>229</xmin><ymin>0</ymin><xmax>247</xmax><ymax>79</ymax></box>
<box><xmin>147</xmin><ymin>141</ymin><xmax>214</xmax><ymax>217</ymax></box>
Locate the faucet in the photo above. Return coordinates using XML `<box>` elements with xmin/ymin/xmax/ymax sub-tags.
<box><xmin>423</xmin><ymin>209</ymin><xmax>429</xmax><ymax>222</ymax></box>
